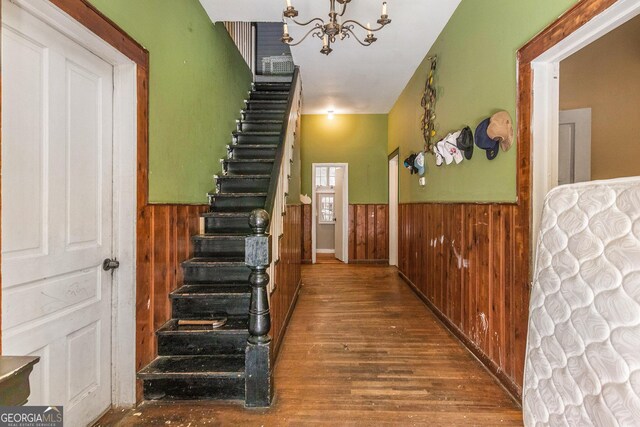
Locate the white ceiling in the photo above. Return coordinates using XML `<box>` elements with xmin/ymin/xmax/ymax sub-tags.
<box><xmin>200</xmin><ymin>0</ymin><xmax>461</xmax><ymax>114</ymax></box>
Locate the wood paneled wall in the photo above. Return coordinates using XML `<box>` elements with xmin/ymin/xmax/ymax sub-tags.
<box><xmin>348</xmin><ymin>204</ymin><xmax>388</xmax><ymax>263</ymax></box>
<box><xmin>302</xmin><ymin>204</ymin><xmax>312</xmax><ymax>262</ymax></box>
<box><xmin>136</xmin><ymin>204</ymin><xmax>208</xmax><ymax>399</ymax></box>
<box><xmin>302</xmin><ymin>204</ymin><xmax>389</xmax><ymax>263</ymax></box>
<box><xmin>270</xmin><ymin>205</ymin><xmax>303</xmax><ymax>359</ymax></box>
<box><xmin>398</xmin><ymin>203</ymin><xmax>524</xmax><ymax>398</ymax></box>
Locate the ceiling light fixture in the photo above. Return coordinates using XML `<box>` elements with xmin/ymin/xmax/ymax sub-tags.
<box><xmin>281</xmin><ymin>0</ymin><xmax>391</xmax><ymax>56</ymax></box>
<box><xmin>327</xmin><ymin>110</ymin><xmax>335</xmax><ymax>120</ymax></box>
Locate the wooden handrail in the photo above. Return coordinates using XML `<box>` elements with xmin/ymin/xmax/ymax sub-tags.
<box><xmin>263</xmin><ymin>66</ymin><xmax>301</xmax><ymax>226</ymax></box>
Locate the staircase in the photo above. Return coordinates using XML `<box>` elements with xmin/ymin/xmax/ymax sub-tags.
<box><xmin>138</xmin><ymin>75</ymin><xmax>299</xmax><ymax>406</ymax></box>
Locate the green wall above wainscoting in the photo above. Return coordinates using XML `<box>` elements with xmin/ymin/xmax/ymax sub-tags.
<box><xmin>301</xmin><ymin>114</ymin><xmax>388</xmax><ymax>205</ymax></box>
<box><xmin>389</xmin><ymin>0</ymin><xmax>578</xmax><ymax>204</ymax></box>
<box><xmin>89</xmin><ymin>0</ymin><xmax>252</xmax><ymax>203</ymax></box>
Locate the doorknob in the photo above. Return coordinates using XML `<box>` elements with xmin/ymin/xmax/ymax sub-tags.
<box><xmin>102</xmin><ymin>258</ymin><xmax>120</xmax><ymax>271</ymax></box>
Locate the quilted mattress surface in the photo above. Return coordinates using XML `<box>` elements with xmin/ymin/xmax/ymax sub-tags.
<box><xmin>523</xmin><ymin>177</ymin><xmax>640</xmax><ymax>426</ymax></box>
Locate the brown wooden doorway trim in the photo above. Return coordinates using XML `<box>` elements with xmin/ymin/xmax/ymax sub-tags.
<box><xmin>511</xmin><ymin>0</ymin><xmax>618</xmax><ymax>398</ymax></box>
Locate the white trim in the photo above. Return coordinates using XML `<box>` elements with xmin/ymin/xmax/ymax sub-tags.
<box><xmin>388</xmin><ymin>153</ymin><xmax>399</xmax><ymax>267</ymax></box>
<box><xmin>316</xmin><ymin>249</ymin><xmax>336</xmax><ymax>254</ymax></box>
<box><xmin>530</xmin><ymin>0</ymin><xmax>640</xmax><ymax>258</ymax></box>
<box><xmin>311</xmin><ymin>162</ymin><xmax>348</xmax><ymax>264</ymax></box>
<box><xmin>9</xmin><ymin>0</ymin><xmax>138</xmax><ymax>408</ymax></box>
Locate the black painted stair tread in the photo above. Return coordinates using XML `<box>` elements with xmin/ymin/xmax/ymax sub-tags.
<box><xmin>201</xmin><ymin>211</ymin><xmax>251</xmax><ymax>218</ymax></box>
<box><xmin>158</xmin><ymin>317</ymin><xmax>248</xmax><ymax>333</ymax></box>
<box><xmin>233</xmin><ymin>131</ymin><xmax>280</xmax><ymax>136</ymax></box>
<box><xmin>209</xmin><ymin>192</ymin><xmax>268</xmax><ymax>198</ymax></box>
<box><xmin>171</xmin><ymin>284</ymin><xmax>250</xmax><ymax>296</ymax></box>
<box><xmin>193</xmin><ymin>233</ymin><xmax>247</xmax><ymax>239</ymax></box>
<box><xmin>183</xmin><ymin>257</ymin><xmax>245</xmax><ymax>266</ymax></box>
<box><xmin>241</xmin><ymin>109</ymin><xmax>286</xmax><ymax>115</ymax></box>
<box><xmin>223</xmin><ymin>158</ymin><xmax>274</xmax><ymax>163</ymax></box>
<box><xmin>138</xmin><ymin>355</ymin><xmax>245</xmax><ymax>379</ymax></box>
<box><xmin>215</xmin><ymin>174</ymin><xmax>271</xmax><ymax>181</ymax></box>
<box><xmin>229</xmin><ymin>144</ymin><xmax>278</xmax><ymax>149</ymax></box>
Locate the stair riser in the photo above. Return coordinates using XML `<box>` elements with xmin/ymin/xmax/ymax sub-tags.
<box><xmin>234</xmin><ymin>134</ymin><xmax>280</xmax><ymax>145</ymax></box>
<box><xmin>210</xmin><ymin>196</ymin><xmax>266</xmax><ymax>212</ymax></box>
<box><xmin>172</xmin><ymin>294</ymin><xmax>250</xmax><ymax>318</ymax></box>
<box><xmin>230</xmin><ymin>146</ymin><xmax>277</xmax><ymax>160</ymax></box>
<box><xmin>245</xmin><ymin>101</ymin><xmax>287</xmax><ymax>111</ymax></box>
<box><xmin>143</xmin><ymin>377</ymin><xmax>245</xmax><ymax>401</ymax></box>
<box><xmin>249</xmin><ymin>92</ymin><xmax>289</xmax><ymax>101</ymax></box>
<box><xmin>183</xmin><ymin>265</ymin><xmax>251</xmax><ymax>283</ymax></box>
<box><xmin>157</xmin><ymin>332</ymin><xmax>248</xmax><ymax>356</ymax></box>
<box><xmin>242</xmin><ymin>111</ymin><xmax>285</xmax><ymax>121</ymax></box>
<box><xmin>253</xmin><ymin>83</ymin><xmax>291</xmax><ymax>92</ymax></box>
<box><xmin>217</xmin><ymin>178</ymin><xmax>270</xmax><ymax>193</ymax></box>
<box><xmin>204</xmin><ymin>216</ymin><xmax>251</xmax><ymax>233</ymax></box>
<box><xmin>240</xmin><ymin>122</ymin><xmax>282</xmax><ymax>132</ymax></box>
<box><xmin>192</xmin><ymin>238</ymin><xmax>245</xmax><ymax>258</ymax></box>
<box><xmin>223</xmin><ymin>161</ymin><xmax>273</xmax><ymax>176</ymax></box>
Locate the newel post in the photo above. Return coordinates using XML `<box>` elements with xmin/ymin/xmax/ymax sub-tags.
<box><xmin>244</xmin><ymin>209</ymin><xmax>273</xmax><ymax>407</ymax></box>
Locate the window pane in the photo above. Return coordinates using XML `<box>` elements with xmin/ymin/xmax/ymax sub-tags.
<box><xmin>320</xmin><ymin>195</ymin><xmax>334</xmax><ymax>222</ymax></box>
<box><xmin>329</xmin><ymin>167</ymin><xmax>336</xmax><ymax>187</ymax></box>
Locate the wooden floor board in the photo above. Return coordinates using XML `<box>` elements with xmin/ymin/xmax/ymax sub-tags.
<box><xmin>96</xmin><ymin>264</ymin><xmax>522</xmax><ymax>426</ymax></box>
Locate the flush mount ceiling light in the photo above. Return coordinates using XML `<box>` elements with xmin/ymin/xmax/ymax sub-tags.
<box><xmin>281</xmin><ymin>0</ymin><xmax>391</xmax><ymax>56</ymax></box>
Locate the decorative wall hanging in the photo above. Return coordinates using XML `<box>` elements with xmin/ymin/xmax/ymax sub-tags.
<box><xmin>420</xmin><ymin>56</ymin><xmax>438</xmax><ymax>153</ymax></box>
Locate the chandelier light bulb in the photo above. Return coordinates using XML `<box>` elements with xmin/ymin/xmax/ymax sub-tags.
<box><xmin>382</xmin><ymin>2</ymin><xmax>387</xmax><ymax>16</ymax></box>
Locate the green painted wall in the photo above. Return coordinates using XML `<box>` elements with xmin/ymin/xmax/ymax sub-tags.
<box><xmin>389</xmin><ymin>0</ymin><xmax>578</xmax><ymax>203</ymax></box>
<box><xmin>89</xmin><ymin>0</ymin><xmax>252</xmax><ymax>203</ymax></box>
<box><xmin>301</xmin><ymin>114</ymin><xmax>388</xmax><ymax>204</ymax></box>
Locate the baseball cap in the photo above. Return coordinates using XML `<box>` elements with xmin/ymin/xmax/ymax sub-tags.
<box><xmin>456</xmin><ymin>126</ymin><xmax>474</xmax><ymax>160</ymax></box>
<box><xmin>487</xmin><ymin>111</ymin><xmax>514</xmax><ymax>152</ymax></box>
<box><xmin>475</xmin><ymin>118</ymin><xmax>499</xmax><ymax>160</ymax></box>
<box><xmin>444</xmin><ymin>131</ymin><xmax>464</xmax><ymax>164</ymax></box>
<box><xmin>415</xmin><ymin>152</ymin><xmax>425</xmax><ymax>175</ymax></box>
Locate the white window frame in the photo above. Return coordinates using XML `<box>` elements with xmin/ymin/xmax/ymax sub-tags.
<box><xmin>317</xmin><ymin>192</ymin><xmax>335</xmax><ymax>224</ymax></box>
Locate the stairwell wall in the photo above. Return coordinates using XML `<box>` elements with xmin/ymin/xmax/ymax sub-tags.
<box><xmin>89</xmin><ymin>0</ymin><xmax>252</xmax><ymax>204</ymax></box>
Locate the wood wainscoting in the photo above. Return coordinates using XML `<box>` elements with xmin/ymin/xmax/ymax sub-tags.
<box><xmin>135</xmin><ymin>204</ymin><xmax>208</xmax><ymax>399</ymax></box>
<box><xmin>302</xmin><ymin>204</ymin><xmax>389</xmax><ymax>263</ymax></box>
<box><xmin>348</xmin><ymin>204</ymin><xmax>388</xmax><ymax>263</ymax></box>
<box><xmin>398</xmin><ymin>203</ymin><xmax>524</xmax><ymax>398</ymax></box>
<box><xmin>270</xmin><ymin>205</ymin><xmax>303</xmax><ymax>360</ymax></box>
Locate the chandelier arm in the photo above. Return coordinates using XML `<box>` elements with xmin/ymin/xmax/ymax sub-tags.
<box><xmin>342</xmin><ymin>19</ymin><xmax>386</xmax><ymax>32</ymax></box>
<box><xmin>337</xmin><ymin>2</ymin><xmax>348</xmax><ymax>17</ymax></box>
<box><xmin>289</xmin><ymin>17</ymin><xmax>325</xmax><ymax>27</ymax></box>
<box><xmin>285</xmin><ymin>26</ymin><xmax>325</xmax><ymax>47</ymax></box>
<box><xmin>344</xmin><ymin>27</ymin><xmax>372</xmax><ymax>47</ymax></box>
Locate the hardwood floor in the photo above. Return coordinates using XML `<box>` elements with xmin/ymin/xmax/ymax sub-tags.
<box><xmin>315</xmin><ymin>253</ymin><xmax>343</xmax><ymax>264</ymax></box>
<box><xmin>96</xmin><ymin>264</ymin><xmax>522</xmax><ymax>426</ymax></box>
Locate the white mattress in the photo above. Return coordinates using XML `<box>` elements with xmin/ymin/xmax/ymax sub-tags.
<box><xmin>523</xmin><ymin>177</ymin><xmax>640</xmax><ymax>426</ymax></box>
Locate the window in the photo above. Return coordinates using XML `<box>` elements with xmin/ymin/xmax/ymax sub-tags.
<box><xmin>319</xmin><ymin>194</ymin><xmax>335</xmax><ymax>223</ymax></box>
<box><xmin>315</xmin><ymin>166</ymin><xmax>336</xmax><ymax>188</ymax></box>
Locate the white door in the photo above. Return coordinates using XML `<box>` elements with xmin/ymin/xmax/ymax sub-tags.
<box><xmin>388</xmin><ymin>154</ymin><xmax>398</xmax><ymax>267</ymax></box>
<box><xmin>2</xmin><ymin>2</ymin><xmax>114</xmax><ymax>425</ymax></box>
<box><xmin>334</xmin><ymin>168</ymin><xmax>346</xmax><ymax>262</ymax></box>
<box><xmin>558</xmin><ymin>108</ymin><xmax>591</xmax><ymax>185</ymax></box>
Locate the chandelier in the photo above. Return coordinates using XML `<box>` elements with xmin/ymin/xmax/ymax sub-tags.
<box><xmin>281</xmin><ymin>0</ymin><xmax>391</xmax><ymax>55</ymax></box>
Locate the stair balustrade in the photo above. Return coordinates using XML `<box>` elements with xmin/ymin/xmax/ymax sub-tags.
<box><xmin>244</xmin><ymin>67</ymin><xmax>301</xmax><ymax>407</ymax></box>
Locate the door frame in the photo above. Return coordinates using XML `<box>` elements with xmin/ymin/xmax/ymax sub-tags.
<box><xmin>388</xmin><ymin>149</ymin><xmax>399</xmax><ymax>267</ymax></box>
<box><xmin>311</xmin><ymin>163</ymin><xmax>349</xmax><ymax>264</ymax></box>
<box><xmin>1</xmin><ymin>0</ymin><xmax>149</xmax><ymax>408</ymax></box>
<box><xmin>527</xmin><ymin>0</ymin><xmax>640</xmax><ymax>255</ymax></box>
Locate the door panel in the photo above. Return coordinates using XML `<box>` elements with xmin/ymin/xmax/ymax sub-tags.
<box><xmin>334</xmin><ymin>168</ymin><xmax>345</xmax><ymax>262</ymax></box>
<box><xmin>2</xmin><ymin>2</ymin><xmax>114</xmax><ymax>425</ymax></box>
